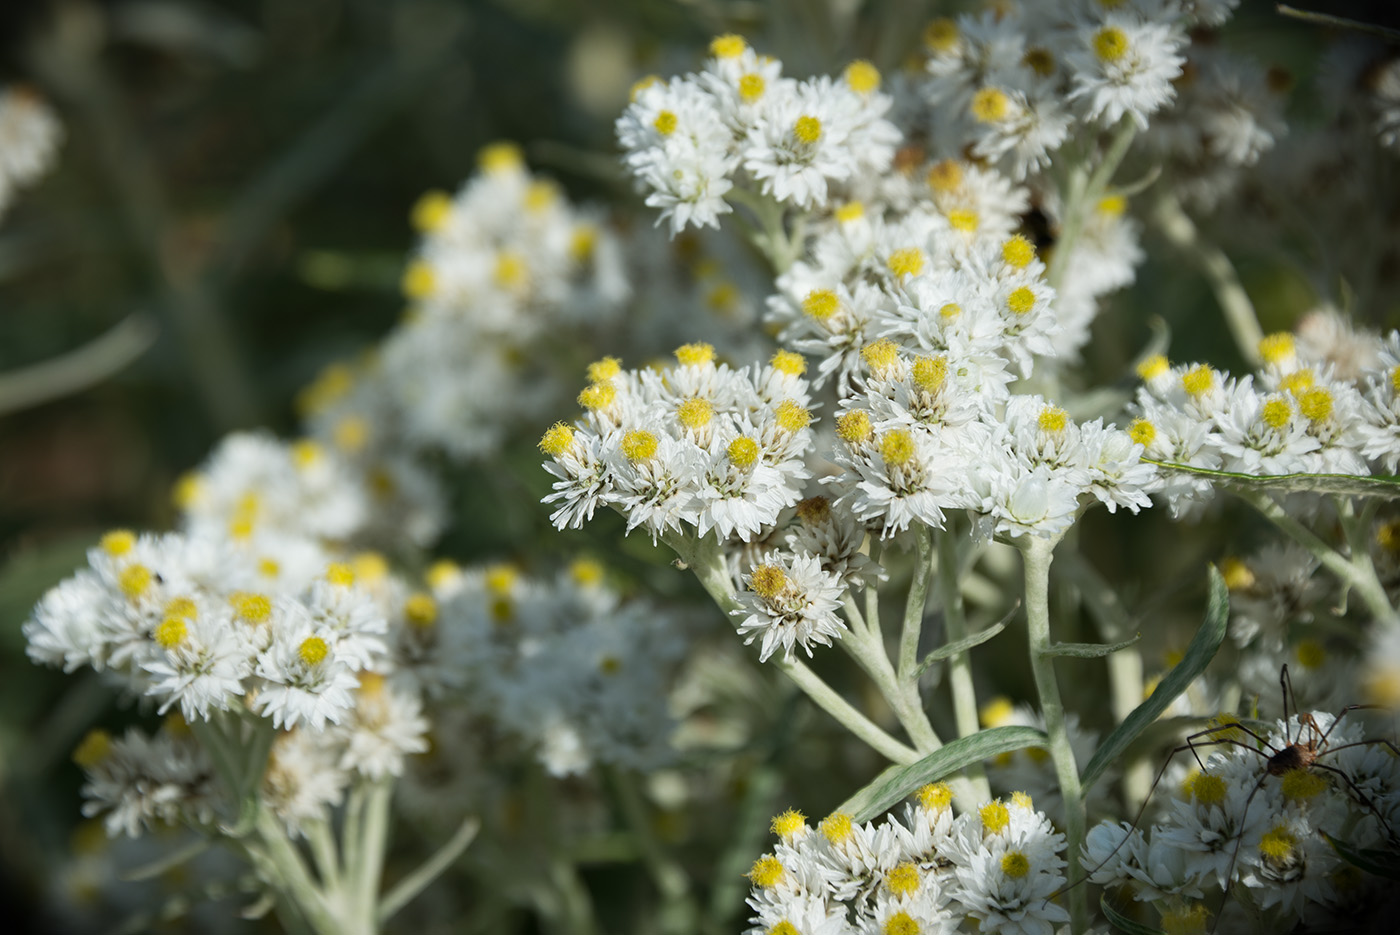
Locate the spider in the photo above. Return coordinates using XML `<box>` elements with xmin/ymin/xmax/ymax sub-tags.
<box><xmin>1072</xmin><ymin>665</ymin><xmax>1400</xmax><ymax>932</ymax></box>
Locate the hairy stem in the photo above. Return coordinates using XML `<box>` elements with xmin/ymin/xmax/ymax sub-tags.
<box><xmin>1021</xmin><ymin>534</ymin><xmax>1087</xmax><ymax>934</ymax></box>
<box><xmin>936</xmin><ymin>525</ymin><xmax>992</xmax><ymax>803</ymax></box>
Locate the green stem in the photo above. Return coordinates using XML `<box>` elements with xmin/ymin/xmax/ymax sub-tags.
<box><xmin>377</xmin><ymin>816</ymin><xmax>480</xmax><ymax>925</ymax></box>
<box><xmin>937</xmin><ymin>525</ymin><xmax>992</xmax><ymax>803</ymax></box>
<box><xmin>1020</xmin><ymin>534</ymin><xmax>1087</xmax><ymax>935</ymax></box>
<box><xmin>1047</xmin><ymin>119</ymin><xmax>1138</xmax><ymax>293</ymax></box>
<box><xmin>668</xmin><ymin>534</ymin><xmax>922</xmax><ymax>765</ymax></box>
<box><xmin>306</xmin><ymin>818</ymin><xmax>341</xmax><ymax>890</ymax></box>
<box><xmin>1152</xmin><ymin>192</ymin><xmax>1265</xmax><ymax>367</ymax></box>
<box><xmin>899</xmin><ymin>529</ymin><xmax>933</xmax><ymax>681</ymax></box>
<box><xmin>252</xmin><ymin>808</ymin><xmax>338</xmax><ymax>934</ymax></box>
<box><xmin>1244</xmin><ymin>492</ymin><xmax>1398</xmax><ymax>628</ymax></box>
<box><xmin>354</xmin><ymin>780</ymin><xmax>393</xmax><ymax>934</ymax></box>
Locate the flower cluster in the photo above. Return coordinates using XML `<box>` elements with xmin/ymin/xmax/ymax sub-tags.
<box><xmin>745</xmin><ymin>786</ymin><xmax>1068</xmax><ymax>935</ymax></box>
<box><xmin>0</xmin><ymin>85</ymin><xmax>61</xmax><ymax>220</ymax></box>
<box><xmin>423</xmin><ymin>557</ymin><xmax>694</xmax><ymax>776</ymax></box>
<box><xmin>1084</xmin><ymin>712</ymin><xmax>1400</xmax><ymax>933</ymax></box>
<box><xmin>832</xmin><ymin>345</ymin><xmax>1157</xmax><ymax>541</ymax></box>
<box><xmin>1129</xmin><ymin>321</ymin><xmax>1400</xmax><ymax>513</ymax></box>
<box><xmin>617</xmin><ymin>35</ymin><xmax>900</xmax><ymax>232</ymax></box>
<box><xmin>539</xmin><ymin>342</ymin><xmax>815</xmax><ymax>542</ymax></box>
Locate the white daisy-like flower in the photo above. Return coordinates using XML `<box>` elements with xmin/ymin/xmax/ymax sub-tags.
<box><xmin>733</xmin><ymin>551</ymin><xmax>846</xmax><ymax>663</ymax></box>
<box><xmin>1067</xmin><ymin>15</ymin><xmax>1186</xmax><ymax>129</ymax></box>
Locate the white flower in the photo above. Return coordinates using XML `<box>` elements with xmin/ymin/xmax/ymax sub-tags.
<box><xmin>1067</xmin><ymin>15</ymin><xmax>1186</xmax><ymax>129</ymax></box>
<box><xmin>734</xmin><ymin>552</ymin><xmax>846</xmax><ymax>663</ymax></box>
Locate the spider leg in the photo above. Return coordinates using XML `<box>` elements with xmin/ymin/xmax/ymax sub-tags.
<box><xmin>1318</xmin><ymin>704</ymin><xmax>1393</xmax><ymax>749</ymax></box>
<box><xmin>1312</xmin><ymin>762</ymin><xmax>1398</xmax><ymax>843</ymax></box>
<box><xmin>1280</xmin><ymin>664</ymin><xmax>1294</xmax><ymax>743</ymax></box>
<box><xmin>1050</xmin><ymin>728</ymin><xmax>1268</xmax><ymax>900</ymax></box>
<box><xmin>1212</xmin><ymin>772</ymin><xmax>1270</xmax><ymax>935</ymax></box>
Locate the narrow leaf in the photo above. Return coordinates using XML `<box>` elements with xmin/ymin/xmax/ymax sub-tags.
<box><xmin>914</xmin><ymin>621</ymin><xmax>1007</xmax><ymax>676</ymax></box>
<box><xmin>1080</xmin><ymin>567</ymin><xmax>1229</xmax><ymax>792</ymax></box>
<box><xmin>1146</xmin><ymin>459</ymin><xmax>1400</xmax><ymax>498</ymax></box>
<box><xmin>1044</xmin><ymin>633</ymin><xmax>1141</xmax><ymax>658</ymax></box>
<box><xmin>1100</xmin><ymin>894</ymin><xmax>1166</xmax><ymax>935</ymax></box>
<box><xmin>1323</xmin><ymin>831</ymin><xmax>1400</xmax><ymax>880</ymax></box>
<box><xmin>838</xmin><ymin>726</ymin><xmax>1047</xmax><ymax>822</ymax></box>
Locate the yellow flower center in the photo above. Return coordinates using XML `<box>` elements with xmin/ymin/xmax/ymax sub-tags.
<box><xmin>1023</xmin><ymin>47</ymin><xmax>1055</xmax><ymax>76</ymax></box>
<box><xmin>887</xmin><ymin>247</ymin><xmax>925</xmax><ymax>278</ymax></box>
<box><xmin>913</xmin><ymin>356</ymin><xmax>948</xmax><ymax>392</ymax></box>
<box><xmin>881</xmin><ymin>430</ymin><xmax>916</xmax><ymax>466</ymax></box>
<box><xmin>677</xmin><ymin>397</ymin><xmax>714</xmax><ymax>429</ymax></box>
<box><xmin>748</xmin><ymin>854</ymin><xmax>785</xmax><ymax>888</ymax></box>
<box><xmin>980</xmin><ymin>801</ymin><xmax>1010</xmax><ymax>834</ymax></box>
<box><xmin>410</xmin><ymin>190</ymin><xmax>453</xmax><ymax>232</ymax></box>
<box><xmin>837</xmin><ymin>410</ymin><xmax>873</xmax><ymax>444</ymax></box>
<box><xmin>72</xmin><ymin>729</ymin><xmax>112</xmax><ymax>769</ymax></box>
<box><xmin>771</xmin><ymin>350</ymin><xmax>806</xmax><ymax>375</ymax></box>
<box><xmin>119</xmin><ymin>564</ymin><xmax>153</xmax><ymax>600</ymax></box>
<box><xmin>927</xmin><ymin>159</ymin><xmax>962</xmax><ymax>192</ymax></box>
<box><xmin>478</xmin><ymin>141</ymin><xmax>524</xmax><ymax>173</ymax></box>
<box><xmin>298</xmin><ymin>636</ymin><xmax>329</xmax><ymax>666</ymax></box>
<box><xmin>1098</xmin><ymin>194</ymin><xmax>1127</xmax><ymax>216</ymax></box>
<box><xmin>1007</xmin><ymin>286</ymin><xmax>1036</xmax><ymax>315</ymax></box>
<box><xmin>1258</xmin><ymin>332</ymin><xmax>1294</xmax><ymax>364</ymax></box>
<box><xmin>1295</xmin><ymin>638</ymin><xmax>1327</xmax><ymax>669</ymax></box>
<box><xmin>405</xmin><ymin>593</ymin><xmax>438</xmax><ymax>628</ymax></box>
<box><xmin>862</xmin><ymin>339</ymin><xmax>901</xmax><ymax>375</ymax></box>
<box><xmin>820</xmin><ymin>812</ymin><xmax>853</xmax><ymax>844</ymax></box>
<box><xmin>155</xmin><ymin>617</ymin><xmax>187</xmax><ymax>649</ymax></box>
<box><xmin>232</xmin><ymin>593</ymin><xmax>272</xmax><ymax>624</ymax></box>
<box><xmin>621</xmin><ymin>430</ymin><xmax>658</xmax><ymax>461</ymax></box>
<box><xmin>539</xmin><ymin>422</ymin><xmax>575</xmax><ymax>456</ymax></box>
<box><xmin>1161</xmin><ymin>903</ymin><xmax>1210</xmax><ymax>935</ymax></box>
<box><xmin>1093</xmin><ymin>27</ymin><xmax>1129</xmax><ymax>63</ymax></box>
<box><xmin>1298</xmin><ymin>387</ymin><xmax>1333</xmax><ymax>423</ymax></box>
<box><xmin>1182</xmin><ymin>364</ymin><xmax>1214</xmax><ymax>397</ymax></box>
<box><xmin>710</xmin><ymin>34</ymin><xmax>746</xmax><ymax>58</ymax></box>
<box><xmin>835</xmin><ymin>201</ymin><xmax>865</xmax><ymax>222</ymax></box>
<box><xmin>885</xmin><ymin>861</ymin><xmax>920</xmax><ymax>895</ymax></box>
<box><xmin>947</xmin><ymin>208</ymin><xmax>979</xmax><ymax>231</ymax></box>
<box><xmin>739</xmin><ymin>73</ymin><xmax>765</xmax><ymax>102</ymax></box>
<box><xmin>940</xmin><ymin>302</ymin><xmax>961</xmax><ymax>319</ymax></box>
<box><xmin>1261</xmin><ymin>397</ymin><xmax>1292</xmax><ymax>429</ymax></box>
<box><xmin>1280</xmin><ymin>767</ymin><xmax>1328</xmax><ymax>801</ymax></box>
<box><xmin>844</xmin><ymin>60</ymin><xmax>881</xmax><ymax>94</ymax></box>
<box><xmin>326</xmin><ymin>563</ymin><xmax>355</xmax><ymax>587</ymax></box>
<box><xmin>676</xmin><ymin>342</ymin><xmax>715</xmax><ymax>366</ymax></box>
<box><xmin>578</xmin><ymin>382</ymin><xmax>617</xmax><ymax>411</ymax></box>
<box><xmin>1001</xmin><ymin>851</ymin><xmax>1031</xmax><ymax>879</ymax></box>
<box><xmin>1259</xmin><ymin>825</ymin><xmax>1295</xmax><ymax>861</ymax></box>
<box><xmin>1038</xmin><ymin>406</ymin><xmax>1068</xmax><ymax>433</ymax></box>
<box><xmin>802</xmin><ymin>288</ymin><xmax>840</xmax><ymax>320</ymax></box>
<box><xmin>1003</xmin><ymin>235</ymin><xmax>1036</xmax><ymax>268</ymax></box>
<box><xmin>771</xmin><ymin>808</ymin><xmax>806</xmax><ymax>839</ymax></box>
<box><xmin>884</xmin><ymin>912</ymin><xmax>919</xmax><ymax>935</ymax></box>
<box><xmin>924</xmin><ymin>18</ymin><xmax>958</xmax><ymax>53</ymax></box>
<box><xmin>1137</xmin><ymin>354</ymin><xmax>1169</xmax><ymax>380</ymax></box>
<box><xmin>1129</xmin><ymin>418</ymin><xmax>1156</xmax><ymax>447</ymax></box>
<box><xmin>775</xmin><ymin>400</ymin><xmax>811</xmax><ymax>431</ymax></box>
<box><xmin>401</xmin><ymin>260</ymin><xmax>435</xmax><ymax>299</ymax></box>
<box><xmin>653</xmin><ymin>110</ymin><xmax>678</xmax><ymax>136</ymax></box>
<box><xmin>101</xmin><ymin>530</ymin><xmax>136</xmax><ymax>557</ymax></box>
<box><xmin>793</xmin><ymin>116</ymin><xmax>822</xmax><ymax>144</ymax></box>
<box><xmin>917</xmin><ymin>782</ymin><xmax>953</xmax><ymax>811</ymax></box>
<box><xmin>1188</xmin><ymin>772</ymin><xmax>1226</xmax><ymax>806</ymax></box>
<box><xmin>971</xmin><ymin>87</ymin><xmax>1010</xmax><ymax>123</ymax></box>
<box><xmin>728</xmin><ymin>436</ymin><xmax>760</xmax><ymax>468</ymax></box>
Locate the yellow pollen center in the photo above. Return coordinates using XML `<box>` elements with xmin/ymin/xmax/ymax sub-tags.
<box><xmin>1129</xmin><ymin>419</ymin><xmax>1156</xmax><ymax>447</ymax></box>
<box><xmin>749</xmin><ymin>564</ymin><xmax>788</xmax><ymax>599</ymax></box>
<box><xmin>1259</xmin><ymin>826</ymin><xmax>1295</xmax><ymax>861</ymax></box>
<box><xmin>570</xmin><ymin>224</ymin><xmax>598</xmax><ymax>262</ymax></box>
<box><xmin>1298</xmin><ymin>387</ymin><xmax>1333</xmax><ymax>422</ymax></box>
<box><xmin>478</xmin><ymin>141</ymin><xmax>524</xmax><ymax>173</ymax></box>
<box><xmin>924</xmin><ymin>19</ymin><xmax>958</xmax><ymax>53</ymax></box>
<box><xmin>1137</xmin><ymin>354</ymin><xmax>1169</xmax><ymax>380</ymax></box>
<box><xmin>793</xmin><ymin>116</ymin><xmax>822</xmax><ymax>144</ymax></box>
<box><xmin>863</xmin><ymin>339</ymin><xmax>900</xmax><ymax>374</ymax></box>
<box><xmin>326</xmin><ymin>563</ymin><xmax>355</xmax><ymax>587</ymax></box>
<box><xmin>748</xmin><ymin>855</ymin><xmax>785</xmax><ymax>888</ymax></box>
<box><xmin>1391</xmin><ymin>365</ymin><xmax>1400</xmax><ymax>394</ymax></box>
<box><xmin>917</xmin><ymin>782</ymin><xmax>953</xmax><ymax>812</ymax></box>
<box><xmin>621</xmin><ymin>430</ymin><xmax>658</xmax><ymax>461</ymax></box>
<box><xmin>1001</xmin><ymin>851</ymin><xmax>1030</xmax><ymax>879</ymax></box>
<box><xmin>119</xmin><ymin>564</ymin><xmax>154</xmax><ymax>600</ymax></box>
<box><xmin>980</xmin><ymin>696</ymin><xmax>1014</xmax><ymax>727</ymax></box>
<box><xmin>333</xmin><ymin>417</ymin><xmax>368</xmax><ymax>452</ymax></box>
<box><xmin>727</xmin><ymin>437</ymin><xmax>760</xmax><ymax>468</ymax></box>
<box><xmin>980</xmin><ymin>801</ymin><xmax>1010</xmax><ymax>834</ymax></box>
<box><xmin>1296</xmin><ymin>638</ymin><xmax>1327</xmax><ymax>669</ymax></box>
<box><xmin>1007</xmin><ymin>286</ymin><xmax>1036</xmax><ymax>315</ymax></box>
<box><xmin>1189</xmin><ymin>772</ymin><xmax>1226</xmax><ymax>806</ymax></box>
<box><xmin>677</xmin><ymin>397</ymin><xmax>714</xmax><ymax>429</ymax></box>
<box><xmin>1161</xmin><ymin>903</ymin><xmax>1210</xmax><ymax>935</ymax></box>
<box><xmin>298</xmin><ymin>636</ymin><xmax>329</xmax><ymax>666</ymax></box>
<box><xmin>927</xmin><ymin>160</ymin><xmax>962</xmax><ymax>192</ymax></box>
<box><xmin>629</xmin><ymin>75</ymin><xmax>659</xmax><ymax>101</ymax></box>
<box><xmin>1003</xmin><ymin>235</ymin><xmax>1036</xmax><ymax>267</ymax></box>
<box><xmin>971</xmin><ymin>87</ymin><xmax>1010</xmax><ymax>123</ymax></box>
<box><xmin>164</xmin><ymin>597</ymin><xmax>197</xmax><ymax>620</ymax></box>
<box><xmin>1281</xmin><ymin>767</ymin><xmax>1328</xmax><ymax>800</ymax></box>
<box><xmin>405</xmin><ymin>593</ymin><xmax>438</xmax><ymax>627</ymax></box>
<box><xmin>1221</xmin><ymin>557</ymin><xmax>1255</xmax><ymax>591</ymax></box>
<box><xmin>578</xmin><ymin>382</ymin><xmax>617</xmax><ymax>411</ymax></box>
<box><xmin>570</xmin><ymin>558</ymin><xmax>605</xmax><ymax>587</ymax></box>
<box><xmin>802</xmin><ymin>289</ymin><xmax>840</xmax><ymax>320</ymax></box>
<box><xmin>539</xmin><ymin>422</ymin><xmax>575</xmax><ymax>456</ymax></box>
<box><xmin>233</xmin><ymin>593</ymin><xmax>272</xmax><ymax>624</ymax></box>
<box><xmin>710</xmin><ymin>34</ymin><xmax>746</xmax><ymax>58</ymax></box>
<box><xmin>913</xmin><ymin>356</ymin><xmax>948</xmax><ymax>392</ymax></box>
<box><xmin>411</xmin><ymin>190</ymin><xmax>453</xmax><ymax>233</ymax></box>
<box><xmin>258</xmin><ymin>558</ymin><xmax>281</xmax><ymax>578</ymax></box>
<box><xmin>1259</xmin><ymin>333</ymin><xmax>1295</xmax><ymax>364</ymax></box>
<box><xmin>939</xmin><ymin>302</ymin><xmax>961</xmax><ymax>319</ymax></box>
<box><xmin>1012</xmin><ymin>791</ymin><xmax>1034</xmax><ymax>810</ymax></box>
<box><xmin>494</xmin><ymin>251</ymin><xmax>526</xmax><ymax>289</ymax></box>
<box><xmin>738</xmin><ymin>73</ymin><xmax>765</xmax><ymax>103</ymax></box>
<box><xmin>771</xmin><ymin>808</ymin><xmax>806</xmax><ymax>839</ymax></box>
<box><xmin>1023</xmin><ymin>47</ymin><xmax>1055</xmax><ymax>76</ymax></box>
<box><xmin>884</xmin><ymin>913</ymin><xmax>919</xmax><ymax>935</ymax></box>
<box><xmin>885</xmin><ymin>862</ymin><xmax>920</xmax><ymax>895</ymax></box>
<box><xmin>947</xmin><ymin>208</ymin><xmax>979</xmax><ymax>231</ymax></box>
<box><xmin>291</xmin><ymin>439</ymin><xmax>322</xmax><ymax>469</ymax></box>
<box><xmin>586</xmin><ymin>357</ymin><xmax>621</xmax><ymax>384</ymax></box>
<box><xmin>1377</xmin><ymin>520</ymin><xmax>1400</xmax><ymax>553</ymax></box>
<box><xmin>775</xmin><ymin>400</ymin><xmax>811</xmax><ymax>431</ymax></box>
<box><xmin>525</xmin><ymin>180</ymin><xmax>558</xmax><ymax>213</ymax></box>
<box><xmin>426</xmin><ymin>559</ymin><xmax>460</xmax><ymax>591</ymax></box>
<box><xmin>1281</xmin><ymin>369</ymin><xmax>1315</xmax><ymax>395</ymax></box>
<box><xmin>836</xmin><ymin>201</ymin><xmax>865</xmax><ymax>222</ymax></box>
<box><xmin>1261</xmin><ymin>397</ymin><xmax>1292</xmax><ymax>429</ymax></box>
<box><xmin>485</xmin><ymin>564</ymin><xmax>517</xmax><ymax>596</ymax></box>
<box><xmin>1182</xmin><ymin>364</ymin><xmax>1215</xmax><ymax>397</ymax></box>
<box><xmin>73</xmin><ymin>729</ymin><xmax>112</xmax><ymax>769</ymax></box>
<box><xmin>1098</xmin><ymin>194</ymin><xmax>1127</xmax><ymax>216</ymax></box>
<box><xmin>837</xmin><ymin>410</ymin><xmax>873</xmax><ymax>444</ymax></box>
<box><xmin>653</xmin><ymin>110</ymin><xmax>678</xmax><ymax>136</ymax></box>
<box><xmin>820</xmin><ymin>812</ymin><xmax>853</xmax><ymax>844</ymax></box>
<box><xmin>676</xmin><ymin>342</ymin><xmax>715</xmax><ymax>366</ymax></box>
<box><xmin>769</xmin><ymin>924</ymin><xmax>799</xmax><ymax>935</ymax></box>
<box><xmin>771</xmin><ymin>350</ymin><xmax>806</xmax><ymax>375</ymax></box>
<box><xmin>401</xmin><ymin>260</ymin><xmax>436</xmax><ymax>299</ymax></box>
<box><xmin>881</xmin><ymin>429</ymin><xmax>916</xmax><ymax>466</ymax></box>
<box><xmin>887</xmin><ymin>248</ymin><xmax>925</xmax><ymax>278</ymax></box>
<box><xmin>1093</xmin><ymin>27</ymin><xmax>1129</xmax><ymax>63</ymax></box>
<box><xmin>844</xmin><ymin>60</ymin><xmax>881</xmax><ymax>94</ymax></box>
<box><xmin>1038</xmin><ymin>406</ymin><xmax>1068</xmax><ymax>433</ymax></box>
<box><xmin>155</xmin><ymin>617</ymin><xmax>187</xmax><ymax>649</ymax></box>
<box><xmin>101</xmin><ymin>530</ymin><xmax>136</xmax><ymax>557</ymax></box>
